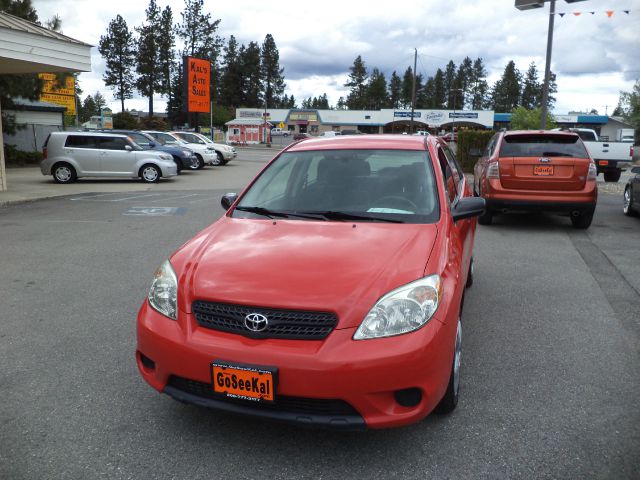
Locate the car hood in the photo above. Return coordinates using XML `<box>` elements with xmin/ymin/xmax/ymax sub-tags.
<box><xmin>179</xmin><ymin>217</ymin><xmax>438</xmax><ymax>329</ymax></box>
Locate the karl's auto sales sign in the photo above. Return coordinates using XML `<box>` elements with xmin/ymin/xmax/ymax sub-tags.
<box><xmin>183</xmin><ymin>56</ymin><xmax>211</xmax><ymax>113</ymax></box>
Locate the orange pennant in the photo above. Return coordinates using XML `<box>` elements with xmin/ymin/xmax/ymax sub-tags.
<box><xmin>573</xmin><ymin>12</ymin><xmax>581</xmax><ymax>16</ymax></box>
<box><xmin>606</xmin><ymin>10</ymin><xmax>614</xmax><ymax>17</ymax></box>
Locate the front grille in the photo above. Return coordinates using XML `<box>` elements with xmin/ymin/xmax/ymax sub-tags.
<box><xmin>192</xmin><ymin>301</ymin><xmax>338</xmax><ymax>340</ymax></box>
<box><xmin>168</xmin><ymin>376</ymin><xmax>359</xmax><ymax>417</ymax></box>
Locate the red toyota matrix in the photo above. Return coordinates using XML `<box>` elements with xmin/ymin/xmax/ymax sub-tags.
<box><xmin>137</xmin><ymin>135</ymin><xmax>485</xmax><ymax>429</ymax></box>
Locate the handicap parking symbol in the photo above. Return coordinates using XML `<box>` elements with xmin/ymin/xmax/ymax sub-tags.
<box><xmin>123</xmin><ymin>206</ymin><xmax>186</xmax><ymax>216</ymax></box>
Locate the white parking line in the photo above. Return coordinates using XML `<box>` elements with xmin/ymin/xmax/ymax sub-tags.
<box><xmin>69</xmin><ymin>193</ymin><xmax>126</xmax><ymax>201</ymax></box>
<box><xmin>147</xmin><ymin>193</ymin><xmax>200</xmax><ymax>203</ymax></box>
<box><xmin>109</xmin><ymin>194</ymin><xmax>160</xmax><ymax>202</ymax></box>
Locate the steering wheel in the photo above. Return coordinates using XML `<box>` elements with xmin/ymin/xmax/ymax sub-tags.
<box><xmin>374</xmin><ymin>196</ymin><xmax>418</xmax><ymax>212</ymax></box>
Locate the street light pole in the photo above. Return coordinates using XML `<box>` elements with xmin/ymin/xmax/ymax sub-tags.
<box><xmin>539</xmin><ymin>0</ymin><xmax>556</xmax><ymax>129</ymax></box>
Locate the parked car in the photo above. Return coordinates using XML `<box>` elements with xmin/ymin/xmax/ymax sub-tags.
<box><xmin>473</xmin><ymin>130</ymin><xmax>598</xmax><ymax>229</ymax></box>
<box><xmin>293</xmin><ymin>132</ymin><xmax>312</xmax><ymax>141</ymax></box>
<box><xmin>413</xmin><ymin>130</ymin><xmax>430</xmax><ymax>137</ymax></box>
<box><xmin>143</xmin><ymin>131</ymin><xmax>216</xmax><ymax>169</ymax></box>
<box><xmin>137</xmin><ymin>134</ymin><xmax>485</xmax><ymax>429</ymax></box>
<box><xmin>104</xmin><ymin>130</ymin><xmax>198</xmax><ymax>172</ymax></box>
<box><xmin>270</xmin><ymin>128</ymin><xmax>289</xmax><ymax>137</ymax></box>
<box><xmin>554</xmin><ymin>128</ymin><xmax>633</xmax><ymax>182</ymax></box>
<box><xmin>41</xmin><ymin>131</ymin><xmax>177</xmax><ymax>183</ymax></box>
<box><xmin>171</xmin><ymin>131</ymin><xmax>237</xmax><ymax>166</ymax></box>
<box><xmin>319</xmin><ymin>131</ymin><xmax>340</xmax><ymax>137</ymax></box>
<box><xmin>623</xmin><ymin>166</ymin><xmax>640</xmax><ymax>216</ymax></box>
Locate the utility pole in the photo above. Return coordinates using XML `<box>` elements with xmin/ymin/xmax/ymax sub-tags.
<box><xmin>410</xmin><ymin>48</ymin><xmax>417</xmax><ymax>134</ymax></box>
<box><xmin>539</xmin><ymin>0</ymin><xmax>555</xmax><ymax>129</ymax></box>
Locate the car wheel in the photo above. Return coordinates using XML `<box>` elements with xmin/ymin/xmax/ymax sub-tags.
<box><xmin>194</xmin><ymin>154</ymin><xmax>205</xmax><ymax>170</ymax></box>
<box><xmin>172</xmin><ymin>156</ymin><xmax>182</xmax><ymax>174</ymax></box>
<box><xmin>571</xmin><ymin>208</ymin><xmax>594</xmax><ymax>229</ymax></box>
<box><xmin>436</xmin><ymin>318</ymin><xmax>461</xmax><ymax>414</ymax></box>
<box><xmin>465</xmin><ymin>257</ymin><xmax>474</xmax><ymax>288</ymax></box>
<box><xmin>603</xmin><ymin>170</ymin><xmax>621</xmax><ymax>182</ymax></box>
<box><xmin>623</xmin><ymin>186</ymin><xmax>636</xmax><ymax>216</ymax></box>
<box><xmin>52</xmin><ymin>162</ymin><xmax>77</xmax><ymax>184</ymax></box>
<box><xmin>213</xmin><ymin>152</ymin><xmax>224</xmax><ymax>166</ymax></box>
<box><xmin>140</xmin><ymin>164</ymin><xmax>161</xmax><ymax>183</ymax></box>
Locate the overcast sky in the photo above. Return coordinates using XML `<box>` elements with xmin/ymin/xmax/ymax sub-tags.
<box><xmin>33</xmin><ymin>0</ymin><xmax>639</xmax><ymax>116</ymax></box>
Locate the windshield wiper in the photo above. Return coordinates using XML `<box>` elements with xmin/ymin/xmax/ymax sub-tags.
<box><xmin>234</xmin><ymin>206</ymin><xmax>289</xmax><ymax>219</ymax></box>
<box><xmin>234</xmin><ymin>206</ymin><xmax>326</xmax><ymax>220</ymax></box>
<box><xmin>301</xmin><ymin>210</ymin><xmax>404</xmax><ymax>223</ymax></box>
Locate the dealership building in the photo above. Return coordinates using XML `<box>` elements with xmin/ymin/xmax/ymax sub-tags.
<box><xmin>226</xmin><ymin>108</ymin><xmax>632</xmax><ymax>144</ymax></box>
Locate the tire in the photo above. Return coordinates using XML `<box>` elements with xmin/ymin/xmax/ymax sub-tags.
<box><xmin>212</xmin><ymin>152</ymin><xmax>223</xmax><ymax>166</ymax></box>
<box><xmin>465</xmin><ymin>257</ymin><xmax>474</xmax><ymax>288</ymax></box>
<box><xmin>188</xmin><ymin>157</ymin><xmax>200</xmax><ymax>170</ymax></box>
<box><xmin>477</xmin><ymin>209</ymin><xmax>493</xmax><ymax>225</ymax></box>
<box><xmin>623</xmin><ymin>186</ymin><xmax>636</xmax><ymax>217</ymax></box>
<box><xmin>571</xmin><ymin>208</ymin><xmax>594</xmax><ymax>229</ymax></box>
<box><xmin>435</xmin><ymin>318</ymin><xmax>461</xmax><ymax>414</ymax></box>
<box><xmin>140</xmin><ymin>164</ymin><xmax>161</xmax><ymax>183</ymax></box>
<box><xmin>603</xmin><ymin>170</ymin><xmax>621</xmax><ymax>182</ymax></box>
<box><xmin>194</xmin><ymin>154</ymin><xmax>205</xmax><ymax>170</ymax></box>
<box><xmin>52</xmin><ymin>162</ymin><xmax>77</xmax><ymax>184</ymax></box>
<box><xmin>172</xmin><ymin>156</ymin><xmax>183</xmax><ymax>174</ymax></box>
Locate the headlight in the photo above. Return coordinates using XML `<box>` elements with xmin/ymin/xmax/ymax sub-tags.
<box><xmin>148</xmin><ymin>260</ymin><xmax>178</xmax><ymax>320</ymax></box>
<box><xmin>354</xmin><ymin>274</ymin><xmax>442</xmax><ymax>340</ymax></box>
<box><xmin>181</xmin><ymin>150</ymin><xmax>192</xmax><ymax>156</ymax></box>
<box><xmin>159</xmin><ymin>153</ymin><xmax>172</xmax><ymax>160</ymax></box>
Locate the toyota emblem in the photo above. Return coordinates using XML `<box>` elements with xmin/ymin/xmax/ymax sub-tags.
<box><xmin>245</xmin><ymin>313</ymin><xmax>268</xmax><ymax>332</ymax></box>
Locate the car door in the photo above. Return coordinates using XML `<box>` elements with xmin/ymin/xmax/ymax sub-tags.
<box><xmin>438</xmin><ymin>144</ymin><xmax>473</xmax><ymax>290</ymax></box>
<box><xmin>97</xmin><ymin>136</ymin><xmax>136</xmax><ymax>176</ymax></box>
<box><xmin>63</xmin><ymin>135</ymin><xmax>101</xmax><ymax>174</ymax></box>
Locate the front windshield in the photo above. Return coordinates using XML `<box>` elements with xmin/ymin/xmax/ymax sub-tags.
<box><xmin>234</xmin><ymin>149</ymin><xmax>439</xmax><ymax>224</ymax></box>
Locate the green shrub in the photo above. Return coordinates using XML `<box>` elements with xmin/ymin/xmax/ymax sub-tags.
<box><xmin>3</xmin><ymin>143</ymin><xmax>43</xmax><ymax>167</ymax></box>
<box><xmin>456</xmin><ymin>130</ymin><xmax>495</xmax><ymax>173</ymax></box>
<box><xmin>112</xmin><ymin>111</ymin><xmax>139</xmax><ymax>129</ymax></box>
<box><xmin>139</xmin><ymin>116</ymin><xmax>168</xmax><ymax>131</ymax></box>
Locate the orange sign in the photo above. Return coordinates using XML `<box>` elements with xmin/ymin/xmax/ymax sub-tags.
<box><xmin>184</xmin><ymin>56</ymin><xmax>211</xmax><ymax>113</ymax></box>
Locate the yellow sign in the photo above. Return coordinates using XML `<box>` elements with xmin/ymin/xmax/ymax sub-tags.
<box><xmin>289</xmin><ymin>112</ymin><xmax>318</xmax><ymax>122</ymax></box>
<box><xmin>39</xmin><ymin>73</ymin><xmax>75</xmax><ymax>96</ymax></box>
<box><xmin>40</xmin><ymin>92</ymin><xmax>76</xmax><ymax>115</ymax></box>
<box><xmin>279</xmin><ymin>122</ymin><xmax>285</xmax><ymax>129</ymax></box>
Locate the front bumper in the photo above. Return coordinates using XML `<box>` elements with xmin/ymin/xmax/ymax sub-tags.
<box><xmin>136</xmin><ymin>301</ymin><xmax>455</xmax><ymax>429</ymax></box>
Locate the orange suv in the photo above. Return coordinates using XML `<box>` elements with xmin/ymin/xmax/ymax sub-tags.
<box><xmin>473</xmin><ymin>130</ymin><xmax>598</xmax><ymax>229</ymax></box>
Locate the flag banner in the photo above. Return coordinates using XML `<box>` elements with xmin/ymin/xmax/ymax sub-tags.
<box><xmin>553</xmin><ymin>9</ymin><xmax>632</xmax><ymax>17</ymax></box>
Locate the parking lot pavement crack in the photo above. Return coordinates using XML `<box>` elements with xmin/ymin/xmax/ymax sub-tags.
<box><xmin>569</xmin><ymin>230</ymin><xmax>640</xmax><ymax>351</ymax></box>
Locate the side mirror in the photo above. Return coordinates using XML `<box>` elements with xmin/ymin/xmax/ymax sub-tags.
<box><xmin>469</xmin><ymin>148</ymin><xmax>482</xmax><ymax>157</ymax></box>
<box><xmin>452</xmin><ymin>197</ymin><xmax>486</xmax><ymax>222</ymax></box>
<box><xmin>221</xmin><ymin>193</ymin><xmax>239</xmax><ymax>210</ymax></box>
<box><xmin>125</xmin><ymin>145</ymin><xmax>133</xmax><ymax>151</ymax></box>
<box><xmin>631</xmin><ymin>166</ymin><xmax>640</xmax><ymax>174</ymax></box>
<box><xmin>148</xmin><ymin>141</ymin><xmax>156</xmax><ymax>148</ymax></box>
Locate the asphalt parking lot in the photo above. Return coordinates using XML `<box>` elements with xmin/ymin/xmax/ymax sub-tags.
<box><xmin>0</xmin><ymin>151</ymin><xmax>638</xmax><ymax>479</ymax></box>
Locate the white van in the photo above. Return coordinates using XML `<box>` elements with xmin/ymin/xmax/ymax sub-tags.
<box><xmin>41</xmin><ymin>131</ymin><xmax>178</xmax><ymax>183</ymax></box>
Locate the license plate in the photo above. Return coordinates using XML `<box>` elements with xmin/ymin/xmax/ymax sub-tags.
<box><xmin>211</xmin><ymin>361</ymin><xmax>277</xmax><ymax>402</ymax></box>
<box><xmin>533</xmin><ymin>165</ymin><xmax>554</xmax><ymax>176</ymax></box>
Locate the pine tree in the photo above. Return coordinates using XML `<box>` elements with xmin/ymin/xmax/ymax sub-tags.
<box><xmin>157</xmin><ymin>6</ymin><xmax>175</xmax><ymax>108</ymax></box>
<box><xmin>521</xmin><ymin>62</ymin><xmax>541</xmax><ymax>109</ymax></box>
<box><xmin>366</xmin><ymin>68</ymin><xmax>388</xmax><ymax>110</ymax></box>
<box><xmin>80</xmin><ymin>95</ymin><xmax>96</xmax><ymax>123</ymax></box>
<box><xmin>546</xmin><ymin>72</ymin><xmax>558</xmax><ymax>110</ymax></box>
<box><xmin>260</xmin><ymin>34</ymin><xmax>285</xmax><ymax>109</ymax></box>
<box><xmin>135</xmin><ymin>0</ymin><xmax>163</xmax><ymax>116</ymax></box>
<box><xmin>444</xmin><ymin>61</ymin><xmax>457</xmax><ymax>109</ymax></box>
<box><xmin>454</xmin><ymin>57</ymin><xmax>473</xmax><ymax>109</ymax></box>
<box><xmin>388</xmin><ymin>71</ymin><xmax>402</xmax><ymax>109</ymax></box>
<box><xmin>240</xmin><ymin>42</ymin><xmax>262</xmax><ymax>106</ymax></box>
<box><xmin>401</xmin><ymin>67</ymin><xmax>414</xmax><ymax>109</ymax></box>
<box><xmin>433</xmin><ymin>69</ymin><xmax>446</xmax><ymax>109</ymax></box>
<box><xmin>93</xmin><ymin>92</ymin><xmax>107</xmax><ymax>112</ymax></box>
<box><xmin>491</xmin><ymin>60</ymin><xmax>522</xmax><ymax>112</ymax></box>
<box><xmin>177</xmin><ymin>0</ymin><xmax>222</xmax><ymax>60</ymax></box>
<box><xmin>469</xmin><ymin>58</ymin><xmax>489</xmax><ymax>110</ymax></box>
<box><xmin>345</xmin><ymin>56</ymin><xmax>368</xmax><ymax>110</ymax></box>
<box><xmin>422</xmin><ymin>77</ymin><xmax>436</xmax><ymax>108</ymax></box>
<box><xmin>99</xmin><ymin>15</ymin><xmax>136</xmax><ymax>112</ymax></box>
<box><xmin>219</xmin><ymin>36</ymin><xmax>243</xmax><ymax>107</ymax></box>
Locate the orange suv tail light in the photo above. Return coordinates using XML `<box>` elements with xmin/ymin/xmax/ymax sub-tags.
<box><xmin>487</xmin><ymin>161</ymin><xmax>500</xmax><ymax>179</ymax></box>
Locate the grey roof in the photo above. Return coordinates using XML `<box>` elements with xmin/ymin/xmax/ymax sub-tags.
<box><xmin>0</xmin><ymin>11</ymin><xmax>92</xmax><ymax>46</ymax></box>
<box><xmin>8</xmin><ymin>97</ymin><xmax>66</xmax><ymax>112</ymax></box>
